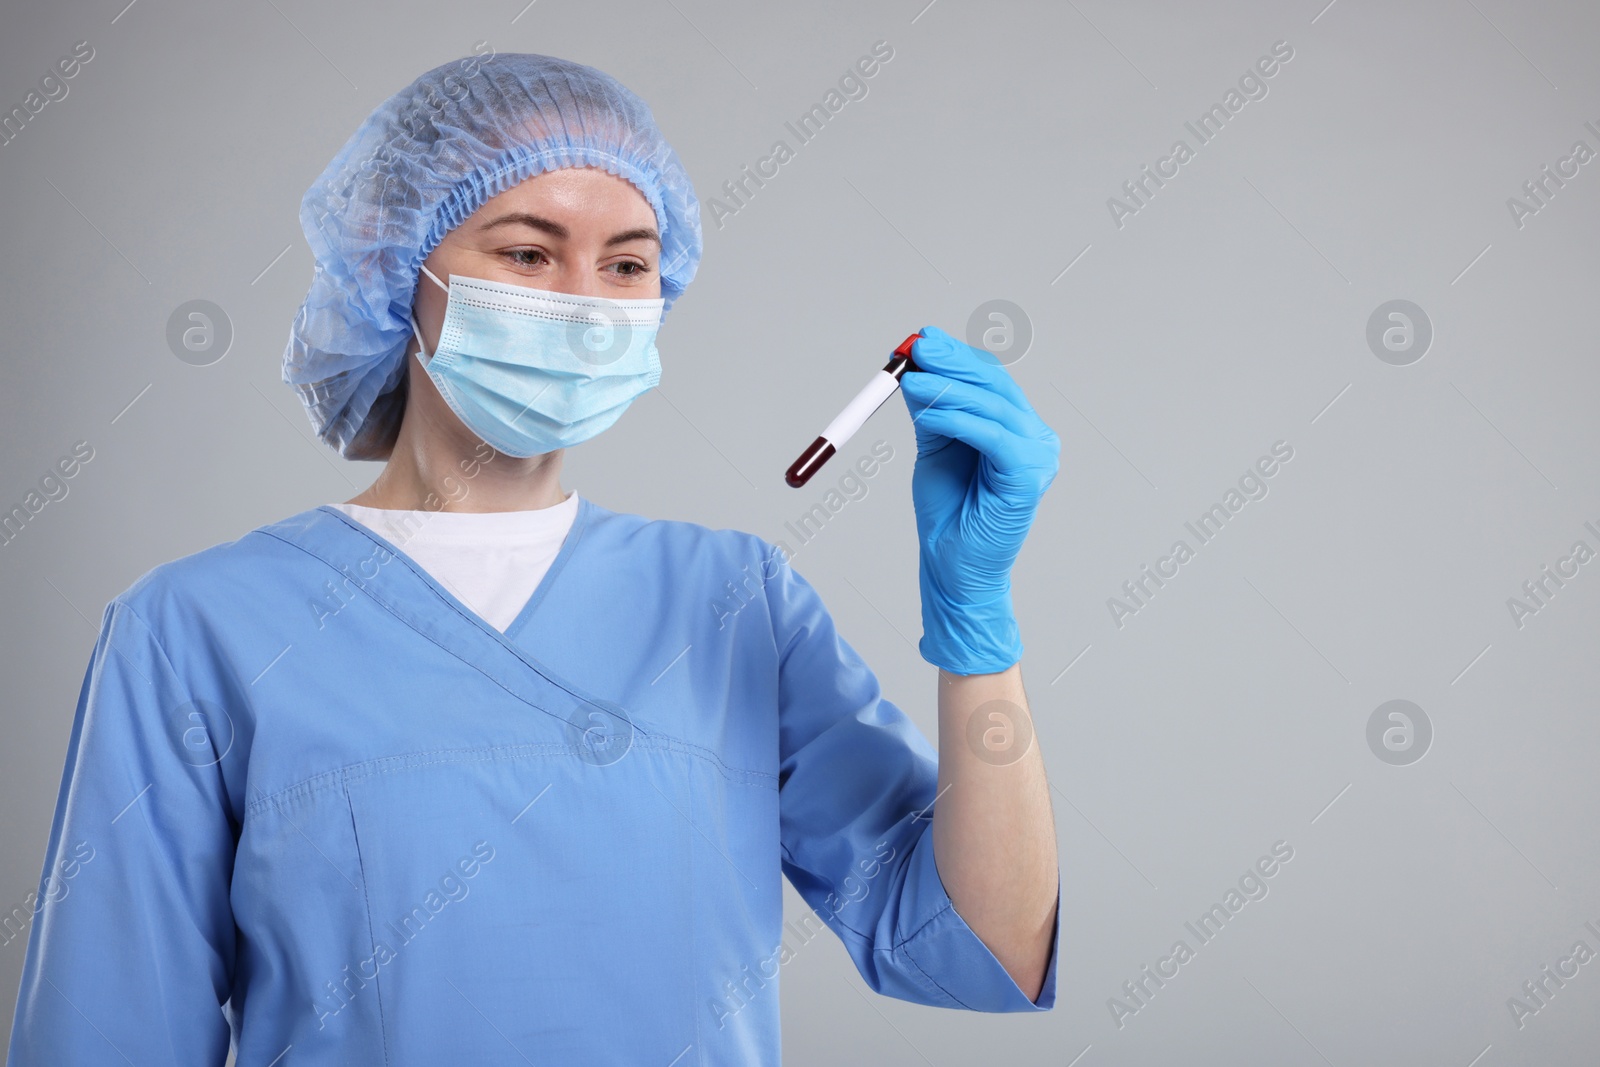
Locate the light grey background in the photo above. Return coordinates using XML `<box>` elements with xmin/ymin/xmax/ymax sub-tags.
<box><xmin>3</xmin><ymin>0</ymin><xmax>1597</xmax><ymax>1063</ymax></box>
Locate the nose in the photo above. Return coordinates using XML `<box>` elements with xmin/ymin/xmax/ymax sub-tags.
<box><xmin>551</xmin><ymin>254</ymin><xmax>609</xmax><ymax>299</ymax></box>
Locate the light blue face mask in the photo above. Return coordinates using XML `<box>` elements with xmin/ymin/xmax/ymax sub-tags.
<box><xmin>408</xmin><ymin>264</ymin><xmax>664</xmax><ymax>457</ymax></box>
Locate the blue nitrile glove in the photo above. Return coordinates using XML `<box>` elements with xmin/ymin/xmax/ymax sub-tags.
<box><xmin>898</xmin><ymin>324</ymin><xmax>1061</xmax><ymax>675</ymax></box>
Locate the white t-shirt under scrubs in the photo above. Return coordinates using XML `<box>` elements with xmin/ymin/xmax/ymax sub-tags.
<box><xmin>328</xmin><ymin>490</ymin><xmax>579</xmax><ymax>632</ymax></box>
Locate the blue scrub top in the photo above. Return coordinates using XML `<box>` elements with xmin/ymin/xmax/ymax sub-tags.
<box><xmin>7</xmin><ymin>497</ymin><xmax>1060</xmax><ymax>1065</ymax></box>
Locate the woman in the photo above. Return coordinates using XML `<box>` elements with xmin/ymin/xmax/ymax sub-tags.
<box><xmin>7</xmin><ymin>52</ymin><xmax>1061</xmax><ymax>1065</ymax></box>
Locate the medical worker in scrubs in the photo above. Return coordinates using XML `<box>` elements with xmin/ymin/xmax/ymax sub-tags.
<box><xmin>7</xmin><ymin>52</ymin><xmax>1062</xmax><ymax>1065</ymax></box>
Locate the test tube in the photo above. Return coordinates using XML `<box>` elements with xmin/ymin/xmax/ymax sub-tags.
<box><xmin>786</xmin><ymin>332</ymin><xmax>921</xmax><ymax>488</ymax></box>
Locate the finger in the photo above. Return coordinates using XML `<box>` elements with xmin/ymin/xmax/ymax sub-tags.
<box><xmin>901</xmin><ymin>370</ymin><xmax>1039</xmax><ymax>442</ymax></box>
<box><xmin>902</xmin><ymin>368</ymin><xmax>1062</xmax><ymax>470</ymax></box>
<box><xmin>909</xmin><ymin>324</ymin><xmax>1039</xmax><ymax>417</ymax></box>
<box><xmin>905</xmin><ymin>399</ymin><xmax>1060</xmax><ymax>487</ymax></box>
<box><xmin>899</xmin><ymin>372</ymin><xmax>978</xmax><ymax>457</ymax></box>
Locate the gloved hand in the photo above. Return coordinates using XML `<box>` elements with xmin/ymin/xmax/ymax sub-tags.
<box><xmin>898</xmin><ymin>324</ymin><xmax>1061</xmax><ymax>675</ymax></box>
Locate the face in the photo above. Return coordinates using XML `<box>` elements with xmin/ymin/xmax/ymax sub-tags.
<box><xmin>400</xmin><ymin>166</ymin><xmax>663</xmax><ymax>456</ymax></box>
<box><xmin>410</xmin><ymin>165</ymin><xmax>662</xmax><ymax>354</ymax></box>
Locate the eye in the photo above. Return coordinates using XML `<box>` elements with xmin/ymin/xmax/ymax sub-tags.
<box><xmin>608</xmin><ymin>260</ymin><xmax>652</xmax><ymax>278</ymax></box>
<box><xmin>501</xmin><ymin>248</ymin><xmax>547</xmax><ymax>268</ymax></box>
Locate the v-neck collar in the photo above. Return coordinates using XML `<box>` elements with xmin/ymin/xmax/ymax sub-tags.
<box><xmin>318</xmin><ymin>494</ymin><xmax>591</xmax><ymax>643</ymax></box>
<box><xmin>502</xmin><ymin>494</ymin><xmax>589</xmax><ymax>642</ymax></box>
<box><xmin>259</xmin><ymin>495</ymin><xmax>639</xmax><ymax>735</ymax></box>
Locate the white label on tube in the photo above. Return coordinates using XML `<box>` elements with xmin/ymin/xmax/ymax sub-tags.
<box><xmin>820</xmin><ymin>370</ymin><xmax>899</xmax><ymax>448</ymax></box>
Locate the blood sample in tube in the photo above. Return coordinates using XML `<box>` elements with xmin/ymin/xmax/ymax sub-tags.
<box><xmin>786</xmin><ymin>332</ymin><xmax>921</xmax><ymax>488</ymax></box>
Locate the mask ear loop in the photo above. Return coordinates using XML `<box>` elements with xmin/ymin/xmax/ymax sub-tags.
<box><xmin>410</xmin><ymin>264</ymin><xmax>450</xmax><ymax>366</ymax></box>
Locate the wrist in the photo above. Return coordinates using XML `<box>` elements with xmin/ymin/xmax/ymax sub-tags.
<box><xmin>917</xmin><ymin>566</ymin><xmax>1022</xmax><ymax>675</ymax></box>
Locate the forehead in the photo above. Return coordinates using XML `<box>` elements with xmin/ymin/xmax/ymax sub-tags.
<box><xmin>470</xmin><ymin>167</ymin><xmax>658</xmax><ymax>228</ymax></box>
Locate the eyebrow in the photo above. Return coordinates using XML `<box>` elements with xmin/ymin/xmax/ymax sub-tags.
<box><xmin>477</xmin><ymin>212</ymin><xmax>661</xmax><ymax>247</ymax></box>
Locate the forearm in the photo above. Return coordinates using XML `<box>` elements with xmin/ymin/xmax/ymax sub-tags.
<box><xmin>931</xmin><ymin>661</ymin><xmax>1059</xmax><ymax>1002</ymax></box>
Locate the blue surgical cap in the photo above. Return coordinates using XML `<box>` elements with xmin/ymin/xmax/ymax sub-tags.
<box><xmin>282</xmin><ymin>52</ymin><xmax>702</xmax><ymax>460</ymax></box>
